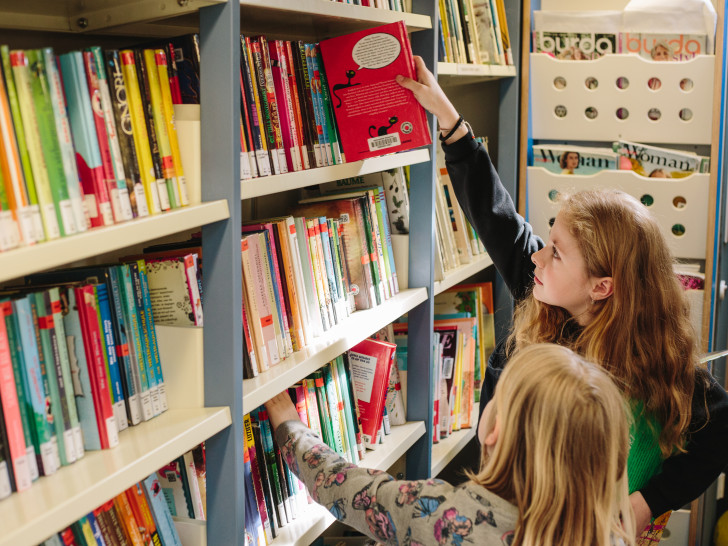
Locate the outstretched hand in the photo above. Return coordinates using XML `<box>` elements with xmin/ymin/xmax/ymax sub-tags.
<box><xmin>396</xmin><ymin>56</ymin><xmax>465</xmax><ymax>142</ymax></box>
<box><xmin>264</xmin><ymin>391</ymin><xmax>300</xmax><ymax>432</ymax></box>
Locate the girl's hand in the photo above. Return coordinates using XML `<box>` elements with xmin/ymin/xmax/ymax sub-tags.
<box><xmin>396</xmin><ymin>56</ymin><xmax>461</xmax><ymax>132</ymax></box>
<box><xmin>630</xmin><ymin>491</ymin><xmax>653</xmax><ymax>536</ymax></box>
<box><xmin>263</xmin><ymin>391</ymin><xmax>300</xmax><ymax>432</ymax></box>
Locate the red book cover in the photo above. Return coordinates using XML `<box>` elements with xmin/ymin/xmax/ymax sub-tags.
<box><xmin>347</xmin><ymin>337</ymin><xmax>396</xmax><ymax>448</ymax></box>
<box><xmin>268</xmin><ymin>39</ymin><xmax>302</xmax><ymax>172</ymax></box>
<box><xmin>75</xmin><ymin>284</ymin><xmax>119</xmax><ymax>449</ymax></box>
<box><xmin>318</xmin><ymin>21</ymin><xmax>431</xmax><ymax>161</ymax></box>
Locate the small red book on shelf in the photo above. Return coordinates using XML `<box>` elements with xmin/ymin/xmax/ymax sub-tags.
<box><xmin>347</xmin><ymin>337</ymin><xmax>397</xmax><ymax>449</ymax></box>
<box><xmin>318</xmin><ymin>21</ymin><xmax>431</xmax><ymax>161</ymax></box>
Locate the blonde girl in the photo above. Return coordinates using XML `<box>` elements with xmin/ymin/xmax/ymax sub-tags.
<box><xmin>265</xmin><ymin>344</ymin><xmax>635</xmax><ymax>546</ymax></box>
<box><xmin>396</xmin><ymin>56</ymin><xmax>728</xmax><ymax>533</ymax></box>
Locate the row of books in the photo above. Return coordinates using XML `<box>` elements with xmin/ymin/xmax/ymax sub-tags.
<box><xmin>0</xmin><ymin>261</ymin><xmax>168</xmax><ymax>499</ymax></box>
<box><xmin>531</xmin><ymin>140</ymin><xmax>710</xmax><ymax>178</ymax></box>
<box><xmin>393</xmin><ymin>282</ymin><xmax>494</xmax><ymax>443</ymax></box>
<box><xmin>438</xmin><ymin>0</ymin><xmax>514</xmax><ymax>66</ymax></box>
<box><xmin>532</xmin><ymin>10</ymin><xmax>712</xmax><ymax>61</ymax></box>
<box><xmin>0</xmin><ymin>42</ymin><xmax>191</xmax><ymax>252</ymax></box>
<box><xmin>330</xmin><ymin>0</ymin><xmax>409</xmax><ymax>10</ymax></box>
<box><xmin>40</xmin><ymin>472</ymin><xmax>184</xmax><ymax>546</ymax></box>
<box><xmin>242</xmin><ymin>185</ymin><xmax>401</xmax><ymax>377</ymax></box>
<box><xmin>435</xmin><ymin>146</ymin><xmax>488</xmax><ymax>279</ymax></box>
<box><xmin>155</xmin><ymin>444</ymin><xmax>206</xmax><ymax>521</ymax></box>
<box><xmin>244</xmin><ymin>336</ymin><xmax>403</xmax><ymax>545</ymax></box>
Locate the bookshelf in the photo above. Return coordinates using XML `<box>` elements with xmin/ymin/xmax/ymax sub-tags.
<box><xmin>433</xmin><ymin>253</ymin><xmax>494</xmax><ymax>295</ymax></box>
<box><xmin>0</xmin><ymin>0</ymin><xmax>525</xmax><ymax>544</ymax></box>
<box><xmin>431</xmin><ymin>406</ymin><xmax>479</xmax><ymax>476</ymax></box>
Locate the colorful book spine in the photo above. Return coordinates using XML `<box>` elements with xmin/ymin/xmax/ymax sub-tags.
<box><xmin>0</xmin><ymin>304</ymin><xmax>32</xmax><ymax>491</ymax></box>
<box><xmin>119</xmin><ymin>50</ymin><xmax>163</xmax><ymax>214</ymax></box>
<box><xmin>257</xmin><ymin>232</ymin><xmax>289</xmax><ymax>360</ymax></box>
<box><xmin>283</xmin><ymin>41</ymin><xmax>310</xmax><ymax>170</ymax></box>
<box><xmin>153</xmin><ymin>49</ymin><xmax>189</xmax><ymax>205</ymax></box>
<box><xmin>322</xmin><ymin>363</ymin><xmax>346</xmax><ymax>458</ymax></box>
<box><xmin>303</xmin><ymin>43</ymin><xmax>332</xmax><ymax>166</ymax></box>
<box><xmin>318</xmin><ymin>217</ymin><xmax>344</xmax><ymax>323</ymax></box>
<box><xmin>143</xmin><ymin>473</ymin><xmax>184</xmax><ymax>546</ymax></box>
<box><xmin>45</xmin><ymin>288</ymin><xmax>85</xmax><ymax>459</ymax></box>
<box><xmin>136</xmin><ymin>260</ymin><xmax>167</xmax><ymax>412</ymax></box>
<box><xmin>248</xmin><ymin>37</ymin><xmax>282</xmax><ymax>175</ymax></box>
<box><xmin>9</xmin><ymin>50</ymin><xmax>64</xmax><ymax>239</ymax></box>
<box><xmin>244</xmin><ymin>413</ymin><xmax>273</xmax><ymax>543</ymax></box>
<box><xmin>291</xmin><ymin>42</ymin><xmax>322</xmax><ymax>168</ymax></box>
<box><xmin>1</xmin><ymin>45</ymin><xmax>44</xmax><ymax>243</ymax></box>
<box><xmin>305</xmin><ymin>219</ymin><xmax>332</xmax><ymax>330</ymax></box>
<box><xmin>104</xmin><ymin>49</ymin><xmax>149</xmax><ymax>218</ymax></box>
<box><xmin>301</xmin><ymin>378</ymin><xmax>324</xmax><ymax>439</ymax></box>
<box><xmin>58</xmin><ymin>51</ymin><xmax>115</xmax><ymax>227</ymax></box>
<box><xmin>42</xmin><ymin>48</ymin><xmax>89</xmax><ymax>235</ymax></box>
<box><xmin>240</xmin><ymin>36</ymin><xmax>272</xmax><ymax>178</ymax></box>
<box><xmin>268</xmin><ymin>39</ymin><xmax>302</xmax><ymax>172</ymax></box>
<box><xmin>134</xmin><ymin>49</ymin><xmax>176</xmax><ymax>210</ymax></box>
<box><xmin>241</xmin><ymin>237</ymin><xmax>271</xmax><ymax>372</ymax></box>
<box><xmin>88</xmin><ymin>46</ymin><xmax>134</xmax><ymax>222</ymax></box>
<box><xmin>313</xmin><ymin>45</ymin><xmax>343</xmax><ymax>164</ymax></box>
<box><xmin>257</xmin><ymin>410</ymin><xmax>290</xmax><ymax>527</ymax></box>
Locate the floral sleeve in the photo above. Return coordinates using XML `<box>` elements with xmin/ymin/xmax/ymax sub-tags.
<box><xmin>275</xmin><ymin>420</ymin><xmax>516</xmax><ymax>545</ymax></box>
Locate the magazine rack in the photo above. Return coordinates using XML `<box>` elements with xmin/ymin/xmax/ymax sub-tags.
<box><xmin>530</xmin><ymin>54</ymin><xmax>715</xmax><ymax>144</ymax></box>
<box><xmin>527</xmin><ymin>168</ymin><xmax>710</xmax><ymax>260</ymax></box>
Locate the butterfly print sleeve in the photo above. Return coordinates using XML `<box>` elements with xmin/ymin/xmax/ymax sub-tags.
<box><xmin>275</xmin><ymin>420</ymin><xmax>517</xmax><ymax>544</ymax></box>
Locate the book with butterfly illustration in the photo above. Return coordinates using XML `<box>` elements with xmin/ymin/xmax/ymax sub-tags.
<box><xmin>318</xmin><ymin>21</ymin><xmax>430</xmax><ymax>161</ymax></box>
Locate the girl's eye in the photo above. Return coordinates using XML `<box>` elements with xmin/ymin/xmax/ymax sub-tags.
<box><xmin>552</xmin><ymin>246</ymin><xmax>560</xmax><ymax>259</ymax></box>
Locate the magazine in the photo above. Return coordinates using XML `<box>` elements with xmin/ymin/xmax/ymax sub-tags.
<box><xmin>613</xmin><ymin>140</ymin><xmax>702</xmax><ymax>178</ymax></box>
<box><xmin>532</xmin><ymin>10</ymin><xmax>621</xmax><ymax>60</ymax></box>
<box><xmin>531</xmin><ymin>145</ymin><xmax>617</xmax><ymax>175</ymax></box>
<box><xmin>621</xmin><ymin>32</ymin><xmax>708</xmax><ymax>61</ymax></box>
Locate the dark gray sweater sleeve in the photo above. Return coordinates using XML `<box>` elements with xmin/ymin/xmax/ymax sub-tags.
<box><xmin>442</xmin><ymin>132</ymin><xmax>542</xmax><ymax>301</ymax></box>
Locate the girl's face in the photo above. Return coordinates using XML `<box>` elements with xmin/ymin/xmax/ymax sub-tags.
<box><xmin>530</xmin><ymin>213</ymin><xmax>595</xmax><ymax>322</ymax></box>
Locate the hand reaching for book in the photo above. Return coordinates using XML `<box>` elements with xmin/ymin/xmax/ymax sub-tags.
<box><xmin>264</xmin><ymin>391</ymin><xmax>301</xmax><ymax>432</ymax></box>
<box><xmin>396</xmin><ymin>56</ymin><xmax>466</xmax><ymax>144</ymax></box>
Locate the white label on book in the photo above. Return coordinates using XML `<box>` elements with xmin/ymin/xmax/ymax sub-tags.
<box><xmin>26</xmin><ymin>444</ymin><xmax>39</xmax><ymax>481</ymax></box>
<box><xmin>84</xmin><ymin>193</ymin><xmax>99</xmax><ymax>219</ymax></box>
<box><xmin>157</xmin><ymin>179</ymin><xmax>171</xmax><ymax>210</ymax></box>
<box><xmin>348</xmin><ymin>351</ymin><xmax>378</xmax><ymax>404</ymax></box>
<box><xmin>99</xmin><ymin>201</ymin><xmax>114</xmax><ymax>226</ymax></box>
<box><xmin>140</xmin><ymin>391</ymin><xmax>154</xmax><ymax>421</ymax></box>
<box><xmin>150</xmin><ymin>385</ymin><xmax>162</xmax><ymax>415</ymax></box>
<box><xmin>115</xmin><ymin>401</ymin><xmax>129</xmax><ymax>431</ymax></box>
<box><xmin>240</xmin><ymin>151</ymin><xmax>252</xmax><ymax>180</ymax></box>
<box><xmin>170</xmin><ymin>177</ymin><xmax>182</xmax><ymax>209</ymax></box>
<box><xmin>148</xmin><ymin>177</ymin><xmax>162</xmax><ymax>214</ymax></box>
<box><xmin>291</xmin><ymin>145</ymin><xmax>302</xmax><ymax>172</ymax></box>
<box><xmin>323</xmin><ymin>144</ymin><xmax>333</xmax><ymax>166</ymax></box>
<box><xmin>177</xmin><ymin>175</ymin><xmax>189</xmax><ymax>206</ymax></box>
<box><xmin>128</xmin><ymin>394</ymin><xmax>142</xmax><ymax>425</ymax></box>
<box><xmin>43</xmin><ymin>203</ymin><xmax>61</xmax><ymax>239</ymax></box>
<box><xmin>40</xmin><ymin>440</ymin><xmax>56</xmax><ymax>475</ymax></box>
<box><xmin>134</xmin><ymin>184</ymin><xmax>150</xmax><ymax>217</ymax></box>
<box><xmin>106</xmin><ymin>416</ymin><xmax>119</xmax><ymax>447</ymax></box>
<box><xmin>63</xmin><ymin>429</ymin><xmax>77</xmax><ymax>463</ymax></box>
<box><xmin>267</xmin><ymin>340</ymin><xmax>280</xmax><ymax>365</ymax></box>
<box><xmin>72</xmin><ymin>426</ymin><xmax>84</xmax><ymax>460</ymax></box>
<box><xmin>301</xmin><ymin>145</ymin><xmax>310</xmax><ymax>170</ymax></box>
<box><xmin>255</xmin><ymin>150</ymin><xmax>271</xmax><ymax>177</ymax></box>
<box><xmin>157</xmin><ymin>382</ymin><xmax>168</xmax><ymax>412</ymax></box>
<box><xmin>18</xmin><ymin>206</ymin><xmax>36</xmax><ymax>245</ymax></box>
<box><xmin>50</xmin><ymin>436</ymin><xmax>60</xmax><ymax>469</ymax></box>
<box><xmin>29</xmin><ymin>205</ymin><xmax>44</xmax><ymax>242</ymax></box>
<box><xmin>313</xmin><ymin>144</ymin><xmax>323</xmax><ymax>168</ymax></box>
<box><xmin>442</xmin><ymin>356</ymin><xmax>454</xmax><ymax>379</ymax></box>
<box><xmin>0</xmin><ymin>462</ymin><xmax>11</xmax><ymax>499</ymax></box>
<box><xmin>59</xmin><ymin>200</ymin><xmax>76</xmax><ymax>235</ymax></box>
<box><xmin>367</xmin><ymin>132</ymin><xmax>401</xmax><ymax>152</ymax></box>
<box><xmin>248</xmin><ymin>151</ymin><xmax>258</xmax><ymax>179</ymax></box>
<box><xmin>271</xmin><ymin>150</ymin><xmax>281</xmax><ymax>175</ymax></box>
<box><xmin>12</xmin><ymin>455</ymin><xmax>31</xmax><ymax>491</ymax></box>
<box><xmin>118</xmin><ymin>187</ymin><xmax>134</xmax><ymax>221</ymax></box>
<box><xmin>0</xmin><ymin>212</ymin><xmax>17</xmax><ymax>250</ymax></box>
<box><xmin>109</xmin><ymin>187</ymin><xmax>122</xmax><ymax>222</ymax></box>
<box><xmin>276</xmin><ymin>148</ymin><xmax>288</xmax><ymax>174</ymax></box>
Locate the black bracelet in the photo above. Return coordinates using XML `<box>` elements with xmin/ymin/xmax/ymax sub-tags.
<box><xmin>439</xmin><ymin>114</ymin><xmax>464</xmax><ymax>142</ymax></box>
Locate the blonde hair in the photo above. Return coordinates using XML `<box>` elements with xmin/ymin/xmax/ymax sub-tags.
<box><xmin>511</xmin><ymin>189</ymin><xmax>698</xmax><ymax>457</ymax></box>
<box><xmin>469</xmin><ymin>344</ymin><xmax>635</xmax><ymax>546</ymax></box>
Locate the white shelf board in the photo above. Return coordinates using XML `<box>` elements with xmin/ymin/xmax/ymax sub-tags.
<box><xmin>241</xmin><ymin>149</ymin><xmax>430</xmax><ymax>200</ymax></box>
<box><xmin>0</xmin><ymin>200</ymin><xmax>229</xmax><ymax>284</ymax></box>
<box><xmin>268</xmin><ymin>420</ymin><xmax>425</xmax><ymax>546</ymax></box>
<box><xmin>0</xmin><ymin>0</ymin><xmax>225</xmax><ymax>33</ymax></box>
<box><xmin>434</xmin><ymin>253</ymin><xmax>493</xmax><ymax>295</ymax></box>
<box><xmin>0</xmin><ymin>407</ymin><xmax>232</xmax><ymax>546</ymax></box>
<box><xmin>240</xmin><ymin>0</ymin><xmax>431</xmax><ymax>39</ymax></box>
<box><xmin>243</xmin><ymin>287</ymin><xmax>427</xmax><ymax>411</ymax></box>
<box><xmin>431</xmin><ymin>406</ymin><xmax>479</xmax><ymax>477</ymax></box>
<box><xmin>438</xmin><ymin>63</ymin><xmax>517</xmax><ymax>85</ymax></box>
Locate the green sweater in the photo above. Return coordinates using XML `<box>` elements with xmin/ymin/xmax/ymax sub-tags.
<box><xmin>628</xmin><ymin>402</ymin><xmax>664</xmax><ymax>494</ymax></box>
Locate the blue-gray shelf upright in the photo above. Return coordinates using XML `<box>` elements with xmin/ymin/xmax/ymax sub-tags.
<box><xmin>200</xmin><ymin>1</ymin><xmax>244</xmax><ymax>544</ymax></box>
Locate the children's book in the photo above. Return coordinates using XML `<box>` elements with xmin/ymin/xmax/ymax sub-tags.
<box><xmin>318</xmin><ymin>21</ymin><xmax>431</xmax><ymax>160</ymax></box>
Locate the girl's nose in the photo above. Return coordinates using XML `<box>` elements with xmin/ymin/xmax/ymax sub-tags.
<box><xmin>532</xmin><ymin>248</ymin><xmax>544</xmax><ymax>268</ymax></box>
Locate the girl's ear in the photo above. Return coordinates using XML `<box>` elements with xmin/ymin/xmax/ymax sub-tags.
<box><xmin>483</xmin><ymin>419</ymin><xmax>500</xmax><ymax>449</ymax></box>
<box><xmin>590</xmin><ymin>276</ymin><xmax>614</xmax><ymax>302</ymax></box>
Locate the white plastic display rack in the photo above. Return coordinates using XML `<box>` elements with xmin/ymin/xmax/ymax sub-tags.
<box><xmin>530</xmin><ymin>54</ymin><xmax>715</xmax><ymax>144</ymax></box>
<box><xmin>527</xmin><ymin>168</ymin><xmax>710</xmax><ymax>260</ymax></box>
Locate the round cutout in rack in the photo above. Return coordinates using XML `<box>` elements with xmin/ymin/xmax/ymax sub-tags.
<box><xmin>616</xmin><ymin>107</ymin><xmax>629</xmax><ymax>120</ymax></box>
<box><xmin>640</xmin><ymin>194</ymin><xmax>654</xmax><ymax>207</ymax></box>
<box><xmin>554</xmin><ymin>76</ymin><xmax>566</xmax><ymax>89</ymax></box>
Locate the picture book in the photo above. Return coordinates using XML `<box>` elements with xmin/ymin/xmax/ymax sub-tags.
<box><xmin>531</xmin><ymin>144</ymin><xmax>618</xmax><ymax>175</ymax></box>
<box><xmin>318</xmin><ymin>21</ymin><xmax>431</xmax><ymax>160</ymax></box>
<box><xmin>613</xmin><ymin>140</ymin><xmax>701</xmax><ymax>178</ymax></box>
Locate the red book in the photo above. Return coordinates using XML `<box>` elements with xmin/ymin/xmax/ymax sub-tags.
<box><xmin>347</xmin><ymin>337</ymin><xmax>396</xmax><ymax>449</ymax></box>
<box><xmin>318</xmin><ymin>21</ymin><xmax>431</xmax><ymax>161</ymax></box>
<box><xmin>75</xmin><ymin>284</ymin><xmax>119</xmax><ymax>449</ymax></box>
<box><xmin>0</xmin><ymin>305</ymin><xmax>32</xmax><ymax>492</ymax></box>
<box><xmin>268</xmin><ymin>39</ymin><xmax>303</xmax><ymax>172</ymax></box>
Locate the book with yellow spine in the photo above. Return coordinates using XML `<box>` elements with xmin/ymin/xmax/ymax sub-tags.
<box><xmin>119</xmin><ymin>50</ymin><xmax>163</xmax><ymax>214</ymax></box>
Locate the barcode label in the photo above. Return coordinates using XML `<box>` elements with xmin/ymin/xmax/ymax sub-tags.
<box><xmin>367</xmin><ymin>133</ymin><xmax>401</xmax><ymax>152</ymax></box>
